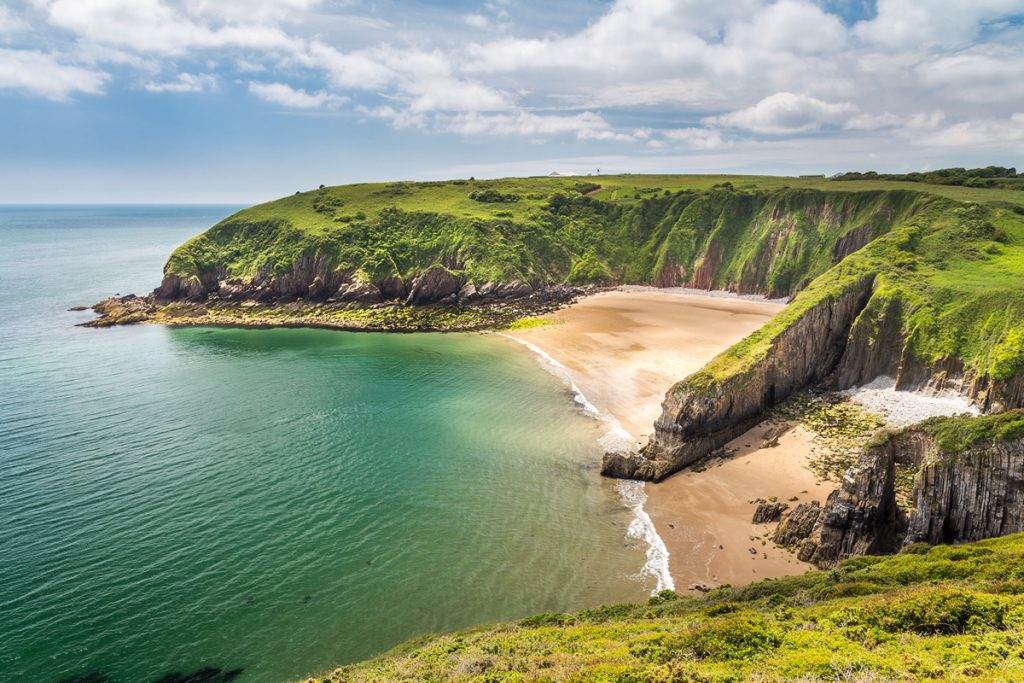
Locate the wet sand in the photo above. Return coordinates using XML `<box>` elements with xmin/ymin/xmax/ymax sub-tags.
<box><xmin>505</xmin><ymin>288</ymin><xmax>825</xmax><ymax>590</ymax></box>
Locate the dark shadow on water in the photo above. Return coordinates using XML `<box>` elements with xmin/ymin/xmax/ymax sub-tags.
<box><xmin>152</xmin><ymin>667</ymin><xmax>243</xmax><ymax>683</ymax></box>
<box><xmin>56</xmin><ymin>673</ymin><xmax>109</xmax><ymax>683</ymax></box>
<box><xmin>57</xmin><ymin>667</ymin><xmax>242</xmax><ymax>683</ymax></box>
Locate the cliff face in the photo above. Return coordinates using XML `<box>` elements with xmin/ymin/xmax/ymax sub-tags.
<box><xmin>781</xmin><ymin>414</ymin><xmax>1024</xmax><ymax>567</ymax></box>
<box><xmin>153</xmin><ymin>186</ymin><xmax>923</xmax><ymax>309</ymax></box>
<box><xmin>607</xmin><ymin>199</ymin><xmax>1024</xmax><ymax>482</ymax></box>
<box><xmin>603</xmin><ymin>274</ymin><xmax>876</xmax><ymax>481</ymax></box>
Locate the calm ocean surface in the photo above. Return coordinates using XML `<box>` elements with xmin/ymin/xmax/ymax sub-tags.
<box><xmin>0</xmin><ymin>206</ymin><xmax>651</xmax><ymax>683</ymax></box>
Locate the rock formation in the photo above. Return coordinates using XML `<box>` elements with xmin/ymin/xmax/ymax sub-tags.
<box><xmin>773</xmin><ymin>413</ymin><xmax>1024</xmax><ymax>567</ymax></box>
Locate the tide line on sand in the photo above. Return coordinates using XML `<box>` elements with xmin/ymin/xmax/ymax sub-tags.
<box><xmin>494</xmin><ymin>332</ymin><xmax>675</xmax><ymax>594</ymax></box>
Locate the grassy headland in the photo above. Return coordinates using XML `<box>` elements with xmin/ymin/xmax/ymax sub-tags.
<box><xmin>303</xmin><ymin>532</ymin><xmax>1024</xmax><ymax>682</ymax></box>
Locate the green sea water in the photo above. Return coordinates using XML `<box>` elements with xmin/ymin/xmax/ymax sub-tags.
<box><xmin>0</xmin><ymin>206</ymin><xmax>655</xmax><ymax>683</ymax></box>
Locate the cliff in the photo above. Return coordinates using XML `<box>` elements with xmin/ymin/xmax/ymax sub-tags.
<box><xmin>88</xmin><ymin>176</ymin><xmax>936</xmax><ymax>329</ymax></box>
<box><xmin>605</xmin><ymin>199</ymin><xmax>1024</xmax><ymax>480</ymax></box>
<box><xmin>774</xmin><ymin>411</ymin><xmax>1024</xmax><ymax>568</ymax></box>
<box><xmin>303</xmin><ymin>532</ymin><xmax>1024</xmax><ymax>682</ymax></box>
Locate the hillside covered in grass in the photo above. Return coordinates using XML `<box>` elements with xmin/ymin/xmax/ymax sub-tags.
<box><xmin>302</xmin><ymin>533</ymin><xmax>1024</xmax><ymax>682</ymax></box>
<box><xmin>158</xmin><ymin>174</ymin><xmax>1022</xmax><ymax>304</ymax></box>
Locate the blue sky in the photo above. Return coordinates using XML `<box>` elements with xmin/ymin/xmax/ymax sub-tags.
<box><xmin>1</xmin><ymin>0</ymin><xmax>1023</xmax><ymax>203</ymax></box>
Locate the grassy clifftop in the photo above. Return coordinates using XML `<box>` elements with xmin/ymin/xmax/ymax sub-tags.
<box><xmin>303</xmin><ymin>533</ymin><xmax>1024</xmax><ymax>682</ymax></box>
<box><xmin>685</xmin><ymin>198</ymin><xmax>1024</xmax><ymax>391</ymax></box>
<box><xmin>162</xmin><ymin>175</ymin><xmax>1017</xmax><ymax>300</ymax></box>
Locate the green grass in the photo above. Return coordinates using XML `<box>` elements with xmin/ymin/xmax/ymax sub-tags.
<box><xmin>303</xmin><ymin>533</ymin><xmax>1024</xmax><ymax>682</ymax></box>
<box><xmin>678</xmin><ymin>198</ymin><xmax>1024</xmax><ymax>393</ymax></box>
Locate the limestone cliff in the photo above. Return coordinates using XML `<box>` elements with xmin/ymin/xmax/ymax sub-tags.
<box><xmin>605</xmin><ymin>200</ymin><xmax>1024</xmax><ymax>481</ymax></box>
<box><xmin>782</xmin><ymin>412</ymin><xmax>1024</xmax><ymax>567</ymax></box>
<box><xmin>603</xmin><ymin>273</ymin><xmax>876</xmax><ymax>481</ymax></box>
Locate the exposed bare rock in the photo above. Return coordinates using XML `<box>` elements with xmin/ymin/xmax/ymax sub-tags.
<box><xmin>338</xmin><ymin>281</ymin><xmax>383</xmax><ymax>304</ymax></box>
<box><xmin>83</xmin><ymin>295</ymin><xmax>156</xmax><ymax>327</ymax></box>
<box><xmin>831</xmin><ymin>224</ymin><xmax>874</xmax><ymax>263</ymax></box>
<box><xmin>405</xmin><ymin>267</ymin><xmax>462</xmax><ymax>306</ymax></box>
<box><xmin>458</xmin><ymin>281</ymin><xmax>479</xmax><ymax>302</ymax></box>
<box><xmin>602</xmin><ymin>274</ymin><xmax>876</xmax><ymax>481</ymax></box>
<box><xmin>377</xmin><ymin>277</ymin><xmax>408</xmax><ymax>301</ymax></box>
<box><xmin>772</xmin><ymin>501</ymin><xmax>821</xmax><ymax>546</ymax></box>
<box><xmin>155</xmin><ymin>273</ymin><xmax>209</xmax><ymax>301</ymax></box>
<box><xmin>752</xmin><ymin>500</ymin><xmax>788</xmax><ymax>524</ymax></box>
<box><xmin>789</xmin><ymin>416</ymin><xmax>1024</xmax><ymax>567</ymax></box>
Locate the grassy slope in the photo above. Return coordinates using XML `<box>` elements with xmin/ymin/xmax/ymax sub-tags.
<box><xmin>165</xmin><ymin>175</ymin><xmax>996</xmax><ymax>294</ymax></box>
<box><xmin>163</xmin><ymin>172</ymin><xmax>1024</xmax><ymax>398</ymax></box>
<box><xmin>306</xmin><ymin>533</ymin><xmax>1024</xmax><ymax>682</ymax></box>
<box><xmin>684</xmin><ymin>196</ymin><xmax>1024</xmax><ymax>390</ymax></box>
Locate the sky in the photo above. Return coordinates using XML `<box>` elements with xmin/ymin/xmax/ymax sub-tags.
<box><xmin>1</xmin><ymin>0</ymin><xmax>1023</xmax><ymax>203</ymax></box>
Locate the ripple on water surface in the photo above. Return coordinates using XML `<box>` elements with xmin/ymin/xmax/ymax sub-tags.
<box><xmin>0</xmin><ymin>207</ymin><xmax>650</xmax><ymax>683</ymax></box>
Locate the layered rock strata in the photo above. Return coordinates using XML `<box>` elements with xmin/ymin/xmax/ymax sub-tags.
<box><xmin>775</xmin><ymin>417</ymin><xmax>1024</xmax><ymax>567</ymax></box>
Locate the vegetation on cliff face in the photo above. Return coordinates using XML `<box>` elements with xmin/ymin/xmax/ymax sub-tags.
<box><xmin>161</xmin><ymin>176</ymin><xmax>974</xmax><ymax>302</ymax></box>
<box><xmin>303</xmin><ymin>533</ymin><xmax>1024</xmax><ymax>682</ymax></box>
<box><xmin>684</xmin><ymin>199</ymin><xmax>1024</xmax><ymax>393</ymax></box>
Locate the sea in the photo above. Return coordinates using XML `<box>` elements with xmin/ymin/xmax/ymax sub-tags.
<box><xmin>0</xmin><ymin>206</ymin><xmax>659</xmax><ymax>682</ymax></box>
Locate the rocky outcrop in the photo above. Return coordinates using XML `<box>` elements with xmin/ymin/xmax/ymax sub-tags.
<box><xmin>84</xmin><ymin>295</ymin><xmax>156</xmax><ymax>327</ymax></box>
<box><xmin>405</xmin><ymin>267</ymin><xmax>462</xmax><ymax>306</ymax></box>
<box><xmin>602</xmin><ymin>274</ymin><xmax>876</xmax><ymax>481</ymax></box>
<box><xmin>831</xmin><ymin>224</ymin><xmax>874</xmax><ymax>263</ymax></box>
<box><xmin>780</xmin><ymin>416</ymin><xmax>1024</xmax><ymax>567</ymax></box>
<box><xmin>772</xmin><ymin>501</ymin><xmax>821</xmax><ymax>546</ymax></box>
<box><xmin>752</xmin><ymin>500</ymin><xmax>788</xmax><ymax>524</ymax></box>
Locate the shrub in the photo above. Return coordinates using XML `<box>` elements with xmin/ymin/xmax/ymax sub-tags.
<box><xmin>684</xmin><ymin>613</ymin><xmax>781</xmax><ymax>660</ymax></box>
<box><xmin>469</xmin><ymin>189</ymin><xmax>520</xmax><ymax>203</ymax></box>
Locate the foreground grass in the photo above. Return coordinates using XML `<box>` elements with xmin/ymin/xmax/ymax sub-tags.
<box><xmin>303</xmin><ymin>534</ymin><xmax>1024</xmax><ymax>682</ymax></box>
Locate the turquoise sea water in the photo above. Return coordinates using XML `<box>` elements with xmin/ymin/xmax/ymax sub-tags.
<box><xmin>0</xmin><ymin>206</ymin><xmax>652</xmax><ymax>682</ymax></box>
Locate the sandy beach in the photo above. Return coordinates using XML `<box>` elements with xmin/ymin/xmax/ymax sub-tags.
<box><xmin>504</xmin><ymin>288</ymin><xmax>826</xmax><ymax>590</ymax></box>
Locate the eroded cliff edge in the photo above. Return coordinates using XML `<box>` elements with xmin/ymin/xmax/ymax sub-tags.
<box><xmin>86</xmin><ymin>179</ymin><xmax>929</xmax><ymax>330</ymax></box>
<box><xmin>604</xmin><ymin>200</ymin><xmax>1024</xmax><ymax>481</ymax></box>
<box><xmin>776</xmin><ymin>411</ymin><xmax>1024</xmax><ymax>567</ymax></box>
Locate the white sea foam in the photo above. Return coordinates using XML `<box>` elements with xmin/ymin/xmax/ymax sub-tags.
<box><xmin>495</xmin><ymin>331</ymin><xmax>674</xmax><ymax>594</ymax></box>
<box><xmin>616</xmin><ymin>479</ymin><xmax>675</xmax><ymax>593</ymax></box>
<box><xmin>842</xmin><ymin>376</ymin><xmax>980</xmax><ymax>427</ymax></box>
<box><xmin>495</xmin><ymin>333</ymin><xmax>599</xmax><ymax>415</ymax></box>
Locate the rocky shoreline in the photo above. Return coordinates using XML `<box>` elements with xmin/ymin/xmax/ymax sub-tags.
<box><xmin>84</xmin><ymin>282</ymin><xmax>595</xmax><ymax>332</ymax></box>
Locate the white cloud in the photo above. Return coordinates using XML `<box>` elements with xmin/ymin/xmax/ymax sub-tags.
<box><xmin>0</xmin><ymin>7</ymin><xmax>29</xmax><ymax>34</ymax></box>
<box><xmin>663</xmin><ymin>127</ymin><xmax>729</xmax><ymax>150</ymax></box>
<box><xmin>408</xmin><ymin>80</ymin><xmax>510</xmax><ymax>113</ymax></box>
<box><xmin>708</xmin><ymin>92</ymin><xmax>857</xmax><ymax>134</ymax></box>
<box><xmin>445</xmin><ymin>110</ymin><xmax>634</xmax><ymax>141</ymax></box>
<box><xmin>911</xmin><ymin>113</ymin><xmax>1024</xmax><ymax>150</ymax></box>
<box><xmin>845</xmin><ymin>112</ymin><xmax>903</xmax><ymax>130</ymax></box>
<box><xmin>144</xmin><ymin>72</ymin><xmax>216</xmax><ymax>93</ymax></box>
<box><xmin>358</xmin><ymin>105</ymin><xmax>426</xmax><ymax>129</ymax></box>
<box><xmin>8</xmin><ymin>0</ymin><xmax>1024</xmax><ymax>165</ymax></box>
<box><xmin>917</xmin><ymin>49</ymin><xmax>1024</xmax><ymax>103</ymax></box>
<box><xmin>725</xmin><ymin>0</ymin><xmax>847</xmax><ymax>54</ymax></box>
<box><xmin>248</xmin><ymin>81</ymin><xmax>346</xmax><ymax>109</ymax></box>
<box><xmin>0</xmin><ymin>48</ymin><xmax>109</xmax><ymax>100</ymax></box>
<box><xmin>38</xmin><ymin>0</ymin><xmax>301</xmax><ymax>55</ymax></box>
<box><xmin>854</xmin><ymin>0</ymin><xmax>1024</xmax><ymax>49</ymax></box>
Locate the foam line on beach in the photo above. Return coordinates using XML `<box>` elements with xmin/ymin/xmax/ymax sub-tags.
<box><xmin>494</xmin><ymin>331</ymin><xmax>674</xmax><ymax>594</ymax></box>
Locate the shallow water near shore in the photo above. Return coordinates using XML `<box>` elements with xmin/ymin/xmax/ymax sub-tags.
<box><xmin>0</xmin><ymin>206</ymin><xmax>651</xmax><ymax>683</ymax></box>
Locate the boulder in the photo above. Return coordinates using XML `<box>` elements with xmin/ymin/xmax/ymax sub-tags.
<box><xmin>405</xmin><ymin>267</ymin><xmax>461</xmax><ymax>306</ymax></box>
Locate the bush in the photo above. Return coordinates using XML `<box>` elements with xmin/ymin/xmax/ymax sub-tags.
<box><xmin>469</xmin><ymin>189</ymin><xmax>520</xmax><ymax>203</ymax></box>
<box><xmin>684</xmin><ymin>613</ymin><xmax>781</xmax><ymax>660</ymax></box>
